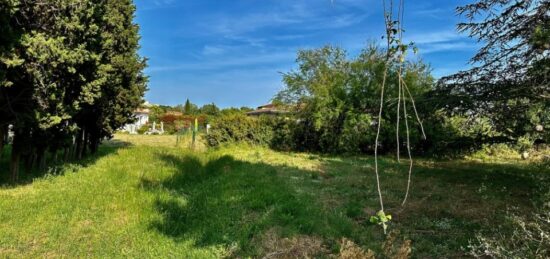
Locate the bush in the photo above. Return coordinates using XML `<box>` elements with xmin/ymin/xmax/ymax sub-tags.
<box><xmin>205</xmin><ymin>114</ymin><xmax>274</xmax><ymax>147</ymax></box>
<box><xmin>338</xmin><ymin>112</ymin><xmax>376</xmax><ymax>153</ymax></box>
<box><xmin>270</xmin><ymin>118</ymin><xmax>298</xmax><ymax>151</ymax></box>
<box><xmin>468</xmin><ymin>144</ymin><xmax>512</xmax><ymax>160</ymax></box>
<box><xmin>137</xmin><ymin>124</ymin><xmax>149</xmax><ymax>135</ymax></box>
<box><xmin>159</xmin><ymin>114</ymin><xmax>206</xmax><ymax>135</ymax></box>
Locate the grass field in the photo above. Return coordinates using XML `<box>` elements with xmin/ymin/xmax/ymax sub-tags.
<box><xmin>0</xmin><ymin>134</ymin><xmax>548</xmax><ymax>258</ymax></box>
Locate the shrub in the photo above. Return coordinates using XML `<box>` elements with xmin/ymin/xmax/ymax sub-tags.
<box><xmin>338</xmin><ymin>112</ymin><xmax>376</xmax><ymax>153</ymax></box>
<box><xmin>137</xmin><ymin>124</ymin><xmax>149</xmax><ymax>135</ymax></box>
<box><xmin>205</xmin><ymin>113</ymin><xmax>274</xmax><ymax>147</ymax></box>
<box><xmin>467</xmin><ymin>144</ymin><xmax>521</xmax><ymax>161</ymax></box>
<box><xmin>160</xmin><ymin>113</ymin><xmax>182</xmax><ymax>124</ymax></box>
<box><xmin>517</xmin><ymin>135</ymin><xmax>534</xmax><ymax>153</ymax></box>
<box><xmin>270</xmin><ymin>118</ymin><xmax>298</xmax><ymax>151</ymax></box>
<box><xmin>159</xmin><ymin>114</ymin><xmax>206</xmax><ymax>135</ymax></box>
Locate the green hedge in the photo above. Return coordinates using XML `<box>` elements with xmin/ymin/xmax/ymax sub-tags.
<box><xmin>205</xmin><ymin>114</ymin><xmax>274</xmax><ymax>147</ymax></box>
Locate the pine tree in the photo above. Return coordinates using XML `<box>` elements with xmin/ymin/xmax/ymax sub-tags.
<box><xmin>437</xmin><ymin>0</ymin><xmax>549</xmax><ymax>144</ymax></box>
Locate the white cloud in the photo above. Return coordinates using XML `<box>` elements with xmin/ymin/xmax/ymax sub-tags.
<box><xmin>198</xmin><ymin>1</ymin><xmax>368</xmax><ymax>39</ymax></box>
<box><xmin>147</xmin><ymin>50</ymin><xmax>297</xmax><ymax>73</ymax></box>
<box><xmin>139</xmin><ymin>0</ymin><xmax>476</xmax><ymax>106</ymax></box>
<box><xmin>153</xmin><ymin>0</ymin><xmax>175</xmax><ymax>6</ymax></box>
<box><xmin>202</xmin><ymin>45</ymin><xmax>227</xmax><ymax>56</ymax></box>
<box><xmin>403</xmin><ymin>29</ymin><xmax>478</xmax><ymax>54</ymax></box>
<box><xmin>421</xmin><ymin>41</ymin><xmax>477</xmax><ymax>54</ymax></box>
<box><xmin>412</xmin><ymin>8</ymin><xmax>448</xmax><ymax>19</ymax></box>
<box><xmin>406</xmin><ymin>30</ymin><xmax>464</xmax><ymax>45</ymax></box>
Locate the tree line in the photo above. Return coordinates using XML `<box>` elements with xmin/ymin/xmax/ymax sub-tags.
<box><xmin>149</xmin><ymin>99</ymin><xmax>252</xmax><ymax>121</ymax></box>
<box><xmin>206</xmin><ymin>45</ymin><xmax>442</xmax><ymax>154</ymax></box>
<box><xmin>0</xmin><ymin>0</ymin><xmax>147</xmax><ymax>182</ymax></box>
<box><xmin>274</xmin><ymin>0</ymin><xmax>548</xmax><ymax>154</ymax></box>
<box><xmin>207</xmin><ymin>41</ymin><xmax>546</xmax><ymax>156</ymax></box>
<box><xmin>207</xmin><ymin>0</ymin><xmax>548</xmax><ymax>156</ymax></box>
<box><xmin>144</xmin><ymin>99</ymin><xmax>255</xmax><ymax>134</ymax></box>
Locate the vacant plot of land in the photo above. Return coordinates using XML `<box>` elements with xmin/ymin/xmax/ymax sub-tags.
<box><xmin>0</xmin><ymin>135</ymin><xmax>547</xmax><ymax>258</ymax></box>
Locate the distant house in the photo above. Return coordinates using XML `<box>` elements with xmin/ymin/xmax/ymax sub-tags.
<box><xmin>246</xmin><ymin>104</ymin><xmax>288</xmax><ymax>116</ymax></box>
<box><xmin>123</xmin><ymin>108</ymin><xmax>150</xmax><ymax>134</ymax></box>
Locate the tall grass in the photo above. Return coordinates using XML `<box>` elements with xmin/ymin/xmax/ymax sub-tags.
<box><xmin>0</xmin><ymin>135</ymin><xmax>548</xmax><ymax>257</ymax></box>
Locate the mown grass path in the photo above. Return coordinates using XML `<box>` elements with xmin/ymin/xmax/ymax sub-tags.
<box><xmin>0</xmin><ymin>135</ymin><xmax>547</xmax><ymax>257</ymax></box>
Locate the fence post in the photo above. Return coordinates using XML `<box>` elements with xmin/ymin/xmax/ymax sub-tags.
<box><xmin>192</xmin><ymin>118</ymin><xmax>198</xmax><ymax>148</ymax></box>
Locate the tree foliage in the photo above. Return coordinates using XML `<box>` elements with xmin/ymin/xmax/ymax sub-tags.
<box><xmin>200</xmin><ymin>103</ymin><xmax>220</xmax><ymax>116</ymax></box>
<box><xmin>207</xmin><ymin>45</ymin><xmax>491</xmax><ymax>156</ymax></box>
<box><xmin>205</xmin><ymin>113</ymin><xmax>273</xmax><ymax>147</ymax></box>
<box><xmin>182</xmin><ymin>98</ymin><xmax>199</xmax><ymax>115</ymax></box>
<box><xmin>0</xmin><ymin>0</ymin><xmax>147</xmax><ymax>182</ymax></box>
<box><xmin>275</xmin><ymin>45</ymin><xmax>433</xmax><ymax>154</ymax></box>
<box><xmin>436</xmin><ymin>0</ymin><xmax>549</xmax><ymax>145</ymax></box>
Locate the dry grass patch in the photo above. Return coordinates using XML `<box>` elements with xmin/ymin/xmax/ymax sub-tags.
<box><xmin>339</xmin><ymin>238</ymin><xmax>375</xmax><ymax>259</ymax></box>
<box><xmin>259</xmin><ymin>229</ymin><xmax>327</xmax><ymax>259</ymax></box>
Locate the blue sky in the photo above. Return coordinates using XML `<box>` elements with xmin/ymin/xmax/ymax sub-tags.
<box><xmin>134</xmin><ymin>0</ymin><xmax>478</xmax><ymax>108</ymax></box>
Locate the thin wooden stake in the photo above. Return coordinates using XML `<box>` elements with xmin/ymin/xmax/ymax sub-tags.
<box><xmin>401</xmin><ymin>79</ymin><xmax>414</xmax><ymax>206</ymax></box>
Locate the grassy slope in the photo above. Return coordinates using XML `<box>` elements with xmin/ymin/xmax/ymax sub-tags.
<box><xmin>0</xmin><ymin>135</ymin><xmax>547</xmax><ymax>258</ymax></box>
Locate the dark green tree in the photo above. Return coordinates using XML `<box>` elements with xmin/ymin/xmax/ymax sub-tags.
<box><xmin>275</xmin><ymin>45</ymin><xmax>433</xmax><ymax>153</ymax></box>
<box><xmin>1</xmin><ymin>0</ymin><xmax>107</xmax><ymax>178</ymax></box>
<box><xmin>0</xmin><ymin>0</ymin><xmax>19</xmax><ymax>158</ymax></box>
<box><xmin>0</xmin><ymin>0</ymin><xmax>147</xmax><ymax>182</ymax></box>
<box><xmin>81</xmin><ymin>0</ymin><xmax>147</xmax><ymax>155</ymax></box>
<box><xmin>200</xmin><ymin>103</ymin><xmax>220</xmax><ymax>116</ymax></box>
<box><xmin>182</xmin><ymin>98</ymin><xmax>198</xmax><ymax>115</ymax></box>
<box><xmin>437</xmin><ymin>0</ymin><xmax>549</xmax><ymax>146</ymax></box>
<box><xmin>183</xmin><ymin>98</ymin><xmax>192</xmax><ymax>114</ymax></box>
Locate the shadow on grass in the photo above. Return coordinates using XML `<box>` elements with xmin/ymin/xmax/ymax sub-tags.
<box><xmin>143</xmin><ymin>152</ymin><xmax>356</xmax><ymax>255</ymax></box>
<box><xmin>323</xmin><ymin>154</ymin><xmax>544</xmax><ymax>199</ymax></box>
<box><xmin>141</xmin><ymin>150</ymin><xmax>550</xmax><ymax>256</ymax></box>
<box><xmin>414</xmin><ymin>160</ymin><xmax>545</xmax><ymax>201</ymax></box>
<box><xmin>294</xmin><ymin>154</ymin><xmax>549</xmax><ymax>255</ymax></box>
<box><xmin>395</xmin><ymin>161</ymin><xmax>549</xmax><ymax>256</ymax></box>
<box><xmin>0</xmin><ymin>139</ymin><xmax>131</xmax><ymax>187</ymax></box>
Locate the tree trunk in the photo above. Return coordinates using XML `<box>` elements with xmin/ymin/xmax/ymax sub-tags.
<box><xmin>24</xmin><ymin>148</ymin><xmax>36</xmax><ymax>172</ymax></box>
<box><xmin>10</xmin><ymin>150</ymin><xmax>20</xmax><ymax>183</ymax></box>
<box><xmin>36</xmin><ymin>147</ymin><xmax>46</xmax><ymax>171</ymax></box>
<box><xmin>0</xmin><ymin>125</ymin><xmax>5</xmax><ymax>160</ymax></box>
<box><xmin>52</xmin><ymin>148</ymin><xmax>58</xmax><ymax>164</ymax></box>
<box><xmin>82</xmin><ymin>130</ymin><xmax>89</xmax><ymax>158</ymax></box>
<box><xmin>9</xmin><ymin>131</ymin><xmax>22</xmax><ymax>183</ymax></box>
<box><xmin>68</xmin><ymin>135</ymin><xmax>76</xmax><ymax>161</ymax></box>
<box><xmin>63</xmin><ymin>147</ymin><xmax>71</xmax><ymax>162</ymax></box>
<box><xmin>90</xmin><ymin>134</ymin><xmax>100</xmax><ymax>154</ymax></box>
<box><xmin>75</xmin><ymin>128</ymin><xmax>84</xmax><ymax>160</ymax></box>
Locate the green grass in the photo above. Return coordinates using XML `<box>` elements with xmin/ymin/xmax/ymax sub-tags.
<box><xmin>0</xmin><ymin>135</ymin><xmax>548</xmax><ymax>257</ymax></box>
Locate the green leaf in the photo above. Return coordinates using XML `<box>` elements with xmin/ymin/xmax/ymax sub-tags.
<box><xmin>1</xmin><ymin>56</ymin><xmax>24</xmax><ymax>67</ymax></box>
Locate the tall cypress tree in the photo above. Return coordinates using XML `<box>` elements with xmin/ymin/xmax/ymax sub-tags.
<box><xmin>0</xmin><ymin>0</ymin><xmax>147</xmax><ymax>182</ymax></box>
<box><xmin>83</xmin><ymin>0</ymin><xmax>147</xmax><ymax>154</ymax></box>
<box><xmin>184</xmin><ymin>98</ymin><xmax>197</xmax><ymax>115</ymax></box>
<box><xmin>6</xmin><ymin>0</ymin><xmax>108</xmax><ymax>177</ymax></box>
<box><xmin>0</xmin><ymin>0</ymin><xmax>20</xmax><ymax>159</ymax></box>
